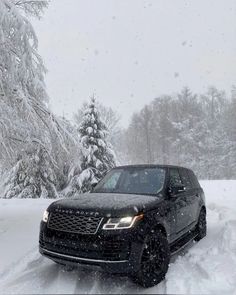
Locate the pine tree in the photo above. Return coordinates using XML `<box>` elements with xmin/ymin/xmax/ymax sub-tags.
<box><xmin>66</xmin><ymin>97</ymin><xmax>116</xmax><ymax>195</ymax></box>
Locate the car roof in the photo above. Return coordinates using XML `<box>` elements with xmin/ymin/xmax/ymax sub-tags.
<box><xmin>113</xmin><ymin>164</ymin><xmax>191</xmax><ymax>171</ymax></box>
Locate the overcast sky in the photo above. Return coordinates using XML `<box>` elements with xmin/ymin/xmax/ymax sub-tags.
<box><xmin>34</xmin><ymin>0</ymin><xmax>236</xmax><ymax>127</ymax></box>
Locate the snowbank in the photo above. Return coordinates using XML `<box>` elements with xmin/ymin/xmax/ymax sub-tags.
<box><xmin>0</xmin><ymin>181</ymin><xmax>235</xmax><ymax>294</ymax></box>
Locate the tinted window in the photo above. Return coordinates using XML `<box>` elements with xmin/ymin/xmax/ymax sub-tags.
<box><xmin>188</xmin><ymin>170</ymin><xmax>200</xmax><ymax>188</ymax></box>
<box><xmin>94</xmin><ymin>167</ymin><xmax>166</xmax><ymax>195</ymax></box>
<box><xmin>169</xmin><ymin>169</ymin><xmax>182</xmax><ymax>186</ymax></box>
<box><xmin>179</xmin><ymin>169</ymin><xmax>192</xmax><ymax>190</ymax></box>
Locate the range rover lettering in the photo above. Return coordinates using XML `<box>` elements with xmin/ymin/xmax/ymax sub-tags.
<box><xmin>39</xmin><ymin>165</ymin><xmax>206</xmax><ymax>288</ymax></box>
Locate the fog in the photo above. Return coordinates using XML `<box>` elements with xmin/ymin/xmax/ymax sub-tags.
<box><xmin>33</xmin><ymin>0</ymin><xmax>236</xmax><ymax>126</ymax></box>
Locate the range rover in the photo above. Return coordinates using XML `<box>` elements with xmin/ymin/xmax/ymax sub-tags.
<box><xmin>39</xmin><ymin>165</ymin><xmax>206</xmax><ymax>287</ymax></box>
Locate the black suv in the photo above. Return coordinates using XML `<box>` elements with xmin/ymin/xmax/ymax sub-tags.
<box><xmin>39</xmin><ymin>165</ymin><xmax>206</xmax><ymax>287</ymax></box>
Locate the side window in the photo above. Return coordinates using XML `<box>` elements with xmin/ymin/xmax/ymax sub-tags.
<box><xmin>179</xmin><ymin>169</ymin><xmax>192</xmax><ymax>190</ymax></box>
<box><xmin>169</xmin><ymin>169</ymin><xmax>182</xmax><ymax>187</ymax></box>
<box><xmin>188</xmin><ymin>170</ymin><xmax>200</xmax><ymax>188</ymax></box>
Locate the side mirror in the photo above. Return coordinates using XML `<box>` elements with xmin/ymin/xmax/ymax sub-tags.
<box><xmin>168</xmin><ymin>185</ymin><xmax>186</xmax><ymax>196</ymax></box>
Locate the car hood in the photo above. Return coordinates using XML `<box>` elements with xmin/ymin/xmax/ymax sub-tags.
<box><xmin>48</xmin><ymin>193</ymin><xmax>163</xmax><ymax>216</ymax></box>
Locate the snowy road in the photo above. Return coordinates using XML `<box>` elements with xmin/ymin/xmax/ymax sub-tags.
<box><xmin>0</xmin><ymin>181</ymin><xmax>236</xmax><ymax>294</ymax></box>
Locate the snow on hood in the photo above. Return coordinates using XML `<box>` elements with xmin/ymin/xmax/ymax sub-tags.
<box><xmin>48</xmin><ymin>192</ymin><xmax>162</xmax><ymax>216</ymax></box>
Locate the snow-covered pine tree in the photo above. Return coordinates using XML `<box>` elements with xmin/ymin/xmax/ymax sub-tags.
<box><xmin>74</xmin><ymin>101</ymin><xmax>121</xmax><ymax>149</ymax></box>
<box><xmin>66</xmin><ymin>97</ymin><xmax>116</xmax><ymax>195</ymax></box>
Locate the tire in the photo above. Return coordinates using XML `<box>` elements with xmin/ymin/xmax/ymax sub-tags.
<box><xmin>194</xmin><ymin>209</ymin><xmax>207</xmax><ymax>242</ymax></box>
<box><xmin>132</xmin><ymin>231</ymin><xmax>170</xmax><ymax>288</ymax></box>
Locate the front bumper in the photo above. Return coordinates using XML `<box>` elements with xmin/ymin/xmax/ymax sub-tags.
<box><xmin>39</xmin><ymin>221</ymin><xmax>145</xmax><ymax>274</ymax></box>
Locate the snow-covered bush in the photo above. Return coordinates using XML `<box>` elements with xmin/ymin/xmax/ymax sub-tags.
<box><xmin>4</xmin><ymin>146</ymin><xmax>58</xmax><ymax>199</ymax></box>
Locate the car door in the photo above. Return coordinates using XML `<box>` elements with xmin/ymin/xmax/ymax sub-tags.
<box><xmin>187</xmin><ymin>170</ymin><xmax>202</xmax><ymax>222</ymax></box>
<box><xmin>169</xmin><ymin>168</ymin><xmax>190</xmax><ymax>236</ymax></box>
<box><xmin>179</xmin><ymin>168</ymin><xmax>198</xmax><ymax>227</ymax></box>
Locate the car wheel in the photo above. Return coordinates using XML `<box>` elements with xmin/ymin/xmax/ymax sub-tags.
<box><xmin>132</xmin><ymin>231</ymin><xmax>170</xmax><ymax>288</ymax></box>
<box><xmin>194</xmin><ymin>209</ymin><xmax>207</xmax><ymax>241</ymax></box>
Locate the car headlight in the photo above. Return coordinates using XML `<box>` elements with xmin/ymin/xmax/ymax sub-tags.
<box><xmin>103</xmin><ymin>214</ymin><xmax>144</xmax><ymax>230</ymax></box>
<box><xmin>42</xmin><ymin>210</ymin><xmax>49</xmax><ymax>223</ymax></box>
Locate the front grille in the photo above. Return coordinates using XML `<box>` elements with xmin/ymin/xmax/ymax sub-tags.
<box><xmin>41</xmin><ymin>233</ymin><xmax>130</xmax><ymax>261</ymax></box>
<box><xmin>48</xmin><ymin>212</ymin><xmax>102</xmax><ymax>235</ymax></box>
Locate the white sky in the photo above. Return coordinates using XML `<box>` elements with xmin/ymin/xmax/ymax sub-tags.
<box><xmin>33</xmin><ymin>0</ymin><xmax>236</xmax><ymax>127</ymax></box>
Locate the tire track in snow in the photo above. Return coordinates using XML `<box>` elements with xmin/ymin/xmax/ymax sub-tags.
<box><xmin>0</xmin><ymin>246</ymin><xmax>39</xmax><ymax>284</ymax></box>
<box><xmin>0</xmin><ymin>247</ymin><xmax>46</xmax><ymax>293</ymax></box>
<box><xmin>165</xmin><ymin>206</ymin><xmax>236</xmax><ymax>294</ymax></box>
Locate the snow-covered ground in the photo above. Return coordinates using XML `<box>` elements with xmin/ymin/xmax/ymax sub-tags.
<box><xmin>0</xmin><ymin>181</ymin><xmax>236</xmax><ymax>294</ymax></box>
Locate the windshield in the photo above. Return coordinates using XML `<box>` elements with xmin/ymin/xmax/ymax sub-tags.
<box><xmin>93</xmin><ymin>167</ymin><xmax>166</xmax><ymax>195</ymax></box>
